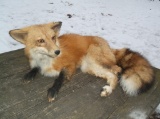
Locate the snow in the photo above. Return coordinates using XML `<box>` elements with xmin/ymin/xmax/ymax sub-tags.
<box><xmin>0</xmin><ymin>0</ymin><xmax>160</xmax><ymax>118</ymax></box>
<box><xmin>129</xmin><ymin>109</ymin><xmax>147</xmax><ymax>119</ymax></box>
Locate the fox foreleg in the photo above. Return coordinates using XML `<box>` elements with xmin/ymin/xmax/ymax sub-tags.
<box><xmin>47</xmin><ymin>69</ymin><xmax>67</xmax><ymax>102</ymax></box>
<box><xmin>23</xmin><ymin>67</ymin><xmax>39</xmax><ymax>83</ymax></box>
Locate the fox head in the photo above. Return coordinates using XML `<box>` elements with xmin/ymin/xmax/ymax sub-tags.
<box><xmin>9</xmin><ymin>22</ymin><xmax>62</xmax><ymax>58</ymax></box>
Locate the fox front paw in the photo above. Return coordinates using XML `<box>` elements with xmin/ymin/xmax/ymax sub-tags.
<box><xmin>23</xmin><ymin>68</ymin><xmax>39</xmax><ymax>83</ymax></box>
<box><xmin>47</xmin><ymin>88</ymin><xmax>58</xmax><ymax>102</ymax></box>
<box><xmin>23</xmin><ymin>72</ymin><xmax>34</xmax><ymax>83</ymax></box>
<box><xmin>100</xmin><ymin>85</ymin><xmax>113</xmax><ymax>97</ymax></box>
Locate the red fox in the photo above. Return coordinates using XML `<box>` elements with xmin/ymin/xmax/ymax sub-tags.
<box><xmin>9</xmin><ymin>22</ymin><xmax>154</xmax><ymax>102</ymax></box>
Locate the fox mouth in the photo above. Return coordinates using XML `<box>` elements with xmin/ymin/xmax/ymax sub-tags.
<box><xmin>33</xmin><ymin>48</ymin><xmax>60</xmax><ymax>58</ymax></box>
<box><xmin>39</xmin><ymin>52</ymin><xmax>56</xmax><ymax>58</ymax></box>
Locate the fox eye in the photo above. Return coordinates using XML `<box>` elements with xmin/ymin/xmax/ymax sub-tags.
<box><xmin>52</xmin><ymin>36</ymin><xmax>56</xmax><ymax>41</ymax></box>
<box><xmin>38</xmin><ymin>39</ymin><xmax>45</xmax><ymax>43</ymax></box>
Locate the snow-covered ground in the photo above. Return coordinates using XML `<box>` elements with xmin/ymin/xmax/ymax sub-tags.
<box><xmin>0</xmin><ymin>0</ymin><xmax>160</xmax><ymax>118</ymax></box>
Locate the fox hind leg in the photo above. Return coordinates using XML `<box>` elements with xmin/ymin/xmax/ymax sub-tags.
<box><xmin>81</xmin><ymin>58</ymin><xmax>118</xmax><ymax>97</ymax></box>
<box><xmin>99</xmin><ymin>69</ymin><xmax>118</xmax><ymax>97</ymax></box>
<box><xmin>81</xmin><ymin>44</ymin><xmax>118</xmax><ymax>97</ymax></box>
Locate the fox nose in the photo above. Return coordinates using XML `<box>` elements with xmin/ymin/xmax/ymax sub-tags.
<box><xmin>55</xmin><ymin>50</ymin><xmax>60</xmax><ymax>55</ymax></box>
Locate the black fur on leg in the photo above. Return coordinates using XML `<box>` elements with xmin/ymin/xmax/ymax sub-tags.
<box><xmin>23</xmin><ymin>67</ymin><xmax>39</xmax><ymax>83</ymax></box>
<box><xmin>47</xmin><ymin>69</ymin><xmax>67</xmax><ymax>102</ymax></box>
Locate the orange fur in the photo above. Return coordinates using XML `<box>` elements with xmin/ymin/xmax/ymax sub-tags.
<box><xmin>54</xmin><ymin>34</ymin><xmax>120</xmax><ymax>77</ymax></box>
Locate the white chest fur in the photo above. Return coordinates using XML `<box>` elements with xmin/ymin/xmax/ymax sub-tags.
<box><xmin>29</xmin><ymin>50</ymin><xmax>60</xmax><ymax>77</ymax></box>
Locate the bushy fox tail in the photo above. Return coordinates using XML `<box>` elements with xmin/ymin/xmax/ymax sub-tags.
<box><xmin>113</xmin><ymin>48</ymin><xmax>154</xmax><ymax>96</ymax></box>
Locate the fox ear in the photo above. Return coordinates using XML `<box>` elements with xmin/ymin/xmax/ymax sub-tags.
<box><xmin>49</xmin><ymin>22</ymin><xmax>62</xmax><ymax>33</ymax></box>
<box><xmin>9</xmin><ymin>29</ymin><xmax>28</xmax><ymax>44</ymax></box>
